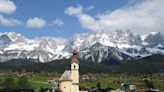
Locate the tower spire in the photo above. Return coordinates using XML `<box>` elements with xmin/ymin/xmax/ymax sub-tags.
<box><xmin>71</xmin><ymin>49</ymin><xmax>78</xmax><ymax>63</ymax></box>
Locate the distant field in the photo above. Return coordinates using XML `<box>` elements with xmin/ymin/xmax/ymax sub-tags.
<box><xmin>80</xmin><ymin>74</ymin><xmax>164</xmax><ymax>91</ymax></box>
<box><xmin>0</xmin><ymin>72</ymin><xmax>163</xmax><ymax>91</ymax></box>
<box><xmin>0</xmin><ymin>72</ymin><xmax>58</xmax><ymax>90</ymax></box>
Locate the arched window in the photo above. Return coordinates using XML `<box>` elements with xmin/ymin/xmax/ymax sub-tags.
<box><xmin>74</xmin><ymin>65</ymin><xmax>76</xmax><ymax>69</ymax></box>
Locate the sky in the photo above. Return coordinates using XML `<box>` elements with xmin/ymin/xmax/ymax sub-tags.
<box><xmin>0</xmin><ymin>0</ymin><xmax>163</xmax><ymax>39</ymax></box>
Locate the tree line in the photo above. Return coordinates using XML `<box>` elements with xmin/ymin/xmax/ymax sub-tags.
<box><xmin>0</xmin><ymin>55</ymin><xmax>163</xmax><ymax>74</ymax></box>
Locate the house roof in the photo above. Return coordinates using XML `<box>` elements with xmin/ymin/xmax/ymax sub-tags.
<box><xmin>59</xmin><ymin>70</ymin><xmax>72</xmax><ymax>81</ymax></box>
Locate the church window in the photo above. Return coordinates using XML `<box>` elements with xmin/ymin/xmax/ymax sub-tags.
<box><xmin>74</xmin><ymin>65</ymin><xmax>76</xmax><ymax>69</ymax></box>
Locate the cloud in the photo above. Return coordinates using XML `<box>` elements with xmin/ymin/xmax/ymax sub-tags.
<box><xmin>86</xmin><ymin>5</ymin><xmax>95</xmax><ymax>11</ymax></box>
<box><xmin>65</xmin><ymin>5</ymin><xmax>83</xmax><ymax>15</ymax></box>
<box><xmin>0</xmin><ymin>15</ymin><xmax>22</xmax><ymax>26</ymax></box>
<box><xmin>26</xmin><ymin>17</ymin><xmax>46</xmax><ymax>28</ymax></box>
<box><xmin>65</xmin><ymin>0</ymin><xmax>164</xmax><ymax>34</ymax></box>
<box><xmin>0</xmin><ymin>0</ymin><xmax>16</xmax><ymax>14</ymax></box>
<box><xmin>52</xmin><ymin>19</ymin><xmax>64</xmax><ymax>26</ymax></box>
<box><xmin>0</xmin><ymin>0</ymin><xmax>22</xmax><ymax>27</ymax></box>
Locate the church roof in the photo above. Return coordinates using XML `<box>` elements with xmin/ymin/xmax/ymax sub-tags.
<box><xmin>59</xmin><ymin>70</ymin><xmax>72</xmax><ymax>81</ymax></box>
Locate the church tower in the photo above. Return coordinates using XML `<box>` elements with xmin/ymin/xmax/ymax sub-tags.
<box><xmin>58</xmin><ymin>50</ymin><xmax>79</xmax><ymax>92</ymax></box>
<box><xmin>71</xmin><ymin>50</ymin><xmax>79</xmax><ymax>92</ymax></box>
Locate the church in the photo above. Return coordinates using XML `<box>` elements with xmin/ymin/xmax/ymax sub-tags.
<box><xmin>57</xmin><ymin>50</ymin><xmax>79</xmax><ymax>92</ymax></box>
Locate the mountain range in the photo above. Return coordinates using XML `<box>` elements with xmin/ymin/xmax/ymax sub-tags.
<box><xmin>0</xmin><ymin>31</ymin><xmax>164</xmax><ymax>63</ymax></box>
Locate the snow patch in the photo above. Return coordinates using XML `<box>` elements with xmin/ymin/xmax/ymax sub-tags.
<box><xmin>142</xmin><ymin>42</ymin><xmax>149</xmax><ymax>46</ymax></box>
<box><xmin>5</xmin><ymin>43</ymin><xmax>38</xmax><ymax>51</ymax></box>
<box><xmin>155</xmin><ymin>44</ymin><xmax>163</xmax><ymax>48</ymax></box>
<box><xmin>146</xmin><ymin>48</ymin><xmax>164</xmax><ymax>54</ymax></box>
<box><xmin>0</xmin><ymin>51</ymin><xmax>3</xmax><ymax>54</ymax></box>
<box><xmin>100</xmin><ymin>41</ymin><xmax>115</xmax><ymax>47</ymax></box>
<box><xmin>44</xmin><ymin>46</ymin><xmax>55</xmax><ymax>54</ymax></box>
<box><xmin>117</xmin><ymin>44</ymin><xmax>131</xmax><ymax>49</ymax></box>
<box><xmin>56</xmin><ymin>45</ymin><xmax>65</xmax><ymax>52</ymax></box>
<box><xmin>150</xmin><ymin>32</ymin><xmax>158</xmax><ymax>35</ymax></box>
<box><xmin>141</xmin><ymin>34</ymin><xmax>148</xmax><ymax>41</ymax></box>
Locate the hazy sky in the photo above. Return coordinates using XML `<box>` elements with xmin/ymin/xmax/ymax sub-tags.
<box><xmin>0</xmin><ymin>0</ymin><xmax>163</xmax><ymax>39</ymax></box>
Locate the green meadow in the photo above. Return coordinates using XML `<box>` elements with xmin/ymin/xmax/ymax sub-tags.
<box><xmin>0</xmin><ymin>72</ymin><xmax>163</xmax><ymax>91</ymax></box>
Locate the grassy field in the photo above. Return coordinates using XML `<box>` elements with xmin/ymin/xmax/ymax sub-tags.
<box><xmin>0</xmin><ymin>72</ymin><xmax>58</xmax><ymax>89</ymax></box>
<box><xmin>0</xmin><ymin>72</ymin><xmax>163</xmax><ymax>91</ymax></box>
<box><xmin>80</xmin><ymin>74</ymin><xmax>164</xmax><ymax>91</ymax></box>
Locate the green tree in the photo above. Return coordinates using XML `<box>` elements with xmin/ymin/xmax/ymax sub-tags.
<box><xmin>17</xmin><ymin>76</ymin><xmax>30</xmax><ymax>88</ymax></box>
<box><xmin>0</xmin><ymin>78</ymin><xmax>4</xmax><ymax>89</ymax></box>
<box><xmin>3</xmin><ymin>77</ymin><xmax>15</xmax><ymax>89</ymax></box>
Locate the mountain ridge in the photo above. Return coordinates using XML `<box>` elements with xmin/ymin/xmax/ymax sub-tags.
<box><xmin>0</xmin><ymin>31</ymin><xmax>164</xmax><ymax>63</ymax></box>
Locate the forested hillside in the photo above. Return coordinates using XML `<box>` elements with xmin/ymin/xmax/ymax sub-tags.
<box><xmin>0</xmin><ymin>55</ymin><xmax>163</xmax><ymax>74</ymax></box>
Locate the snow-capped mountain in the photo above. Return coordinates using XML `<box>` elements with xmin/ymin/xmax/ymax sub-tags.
<box><xmin>0</xmin><ymin>32</ymin><xmax>69</xmax><ymax>62</ymax></box>
<box><xmin>0</xmin><ymin>31</ymin><xmax>164</xmax><ymax>63</ymax></box>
